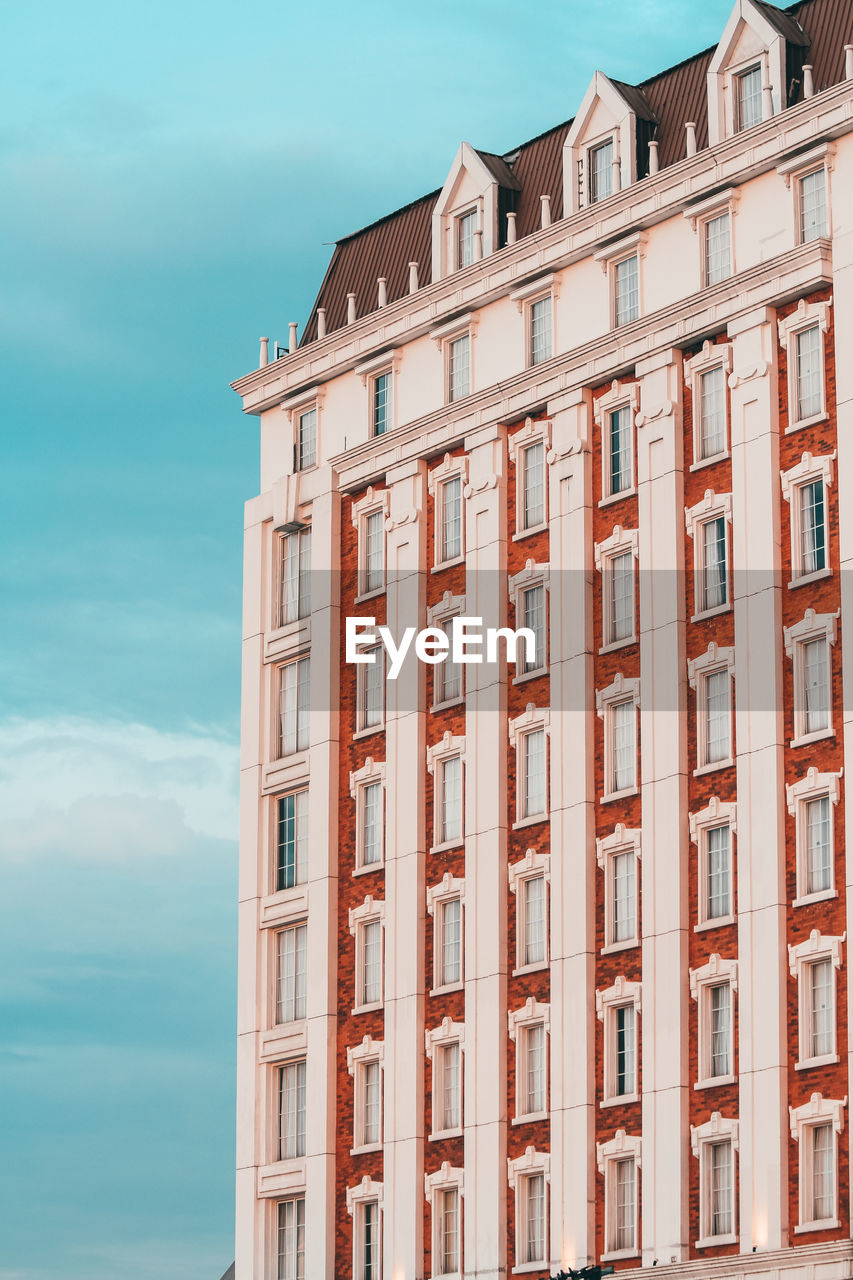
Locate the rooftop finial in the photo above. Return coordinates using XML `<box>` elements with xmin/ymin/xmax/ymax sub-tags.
<box><xmin>347</xmin><ymin>293</ymin><xmax>357</xmax><ymax>324</ymax></box>
<box><xmin>802</xmin><ymin>64</ymin><xmax>814</xmax><ymax>97</ymax></box>
<box><xmin>763</xmin><ymin>76</ymin><xmax>773</xmax><ymax>117</ymax></box>
<box><xmin>474</xmin><ymin>229</ymin><xmax>484</xmax><ymax>260</ymax></box>
<box><xmin>259</xmin><ymin>336</ymin><xmax>269</xmax><ymax>368</ymax></box>
<box><xmin>377</xmin><ymin>278</ymin><xmax>387</xmax><ymax>307</ymax></box>
<box><xmin>648</xmin><ymin>139</ymin><xmax>659</xmax><ymax>175</ymax></box>
<box><xmin>316</xmin><ymin>308</ymin><xmax>326</xmax><ymax>339</ymax></box>
<box><xmin>685</xmin><ymin>122</ymin><xmax>697</xmax><ymax>157</ymax></box>
<box><xmin>408</xmin><ymin>262</ymin><xmax>419</xmax><ymax>293</ymax></box>
<box><xmin>611</xmin><ymin>139</ymin><xmax>622</xmax><ymax>192</ymax></box>
<box><xmin>288</xmin><ymin>322</ymin><xmax>298</xmax><ymax>354</ymax></box>
<box><xmin>539</xmin><ymin>194</ymin><xmax>551</xmax><ymax>229</ymax></box>
<box><xmin>506</xmin><ymin>211</ymin><xmax>517</xmax><ymax>244</ymax></box>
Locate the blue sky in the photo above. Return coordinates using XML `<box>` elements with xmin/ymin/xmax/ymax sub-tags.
<box><xmin>1</xmin><ymin>2</ymin><xmax>734</xmax><ymax>1276</ymax></box>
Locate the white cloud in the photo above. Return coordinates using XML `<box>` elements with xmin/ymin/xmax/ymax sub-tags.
<box><xmin>0</xmin><ymin>717</ymin><xmax>238</xmax><ymax>863</ymax></box>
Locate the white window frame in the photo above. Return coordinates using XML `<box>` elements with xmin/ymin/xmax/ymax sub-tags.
<box><xmin>596</xmin><ymin>1130</ymin><xmax>642</xmax><ymax>1261</ymax></box>
<box><xmin>685</xmin><ymin>340</ymin><xmax>732</xmax><ymax>469</ymax></box>
<box><xmin>508</xmin><ymin>560</ymin><xmax>549</xmax><ymax>678</ymax></box>
<box><xmin>509</xmin><ymin>276</ymin><xmax>558</xmax><ymax>369</ymax></box>
<box><xmin>349</xmin><ymin>895</ymin><xmax>385</xmax><ymax>1014</ymax></box>
<box><xmin>787</xmin><ymin>768</ymin><xmax>842</xmax><ymax>907</ymax></box>
<box><xmin>427</xmin><ymin>732</ymin><xmax>466</xmax><ymax>852</ymax></box>
<box><xmin>596</xmin><ymin>824</ymin><xmax>641</xmax><ymax>952</ymax></box>
<box><xmin>273</xmin><ymin>788</ymin><xmax>310</xmax><ymax>894</ymax></box>
<box><xmin>276</xmin><ymin>1056</ymin><xmax>307</xmax><ymax>1162</ymax></box>
<box><xmin>683</xmin><ymin>189</ymin><xmax>739</xmax><ymax>290</ymax></box>
<box><xmin>595</xmin><ymin>524</ymin><xmax>638</xmax><ymax>652</ymax></box>
<box><xmin>586</xmin><ymin>132</ymin><xmax>617</xmax><ymax>205</ymax></box>
<box><xmin>352</xmin><ymin>486</ymin><xmax>390</xmax><ymax>600</ymax></box>
<box><xmin>508</xmin><ymin>848</ymin><xmax>550</xmax><ymax>975</ymax></box>
<box><xmin>690</xmin><ymin>954</ymin><xmax>738</xmax><ymax>1087</ymax></box>
<box><xmin>691</xmin><ymin>1112</ymin><xmax>739</xmax><ymax>1247</ymax></box>
<box><xmin>778</xmin><ymin>298</ymin><xmax>831</xmax><ymax>432</ymax></box>
<box><xmin>277</xmin><ymin>655</ymin><xmax>310</xmax><ymax>759</ymax></box>
<box><xmin>427</xmin><ymin>873</ymin><xmax>466</xmax><ymax>993</ymax></box>
<box><xmin>455</xmin><ymin>206</ymin><xmax>478</xmax><ymax>270</ymax></box>
<box><xmin>732</xmin><ymin>60</ymin><xmax>765</xmax><ymax>132</ymax></box>
<box><xmin>276</xmin><ymin>1195</ymin><xmax>306</xmax><ymax>1280</ymax></box>
<box><xmin>508</xmin><ymin>417</ymin><xmax>552</xmax><ymax>537</ymax></box>
<box><xmin>427</xmin><ymin>591</ymin><xmax>466</xmax><ymax>708</ymax></box>
<box><xmin>688</xmin><ymin>642</ymin><xmax>735</xmax><ymax>774</ymax></box>
<box><xmin>275</xmin><ymin>921</ymin><xmax>308</xmax><ymax>1025</ymax></box>
<box><xmin>594</xmin><ymin>233</ymin><xmax>646</xmax><ymax>330</ymax></box>
<box><xmin>594</xmin><ymin>379</ymin><xmax>639</xmax><ymax>505</ymax></box>
<box><xmin>784</xmin><ymin>608</ymin><xmax>839</xmax><ymax>747</ymax></box>
<box><xmin>685</xmin><ymin>491</ymin><xmax>732</xmax><ymax>621</ymax></box>
<box><xmin>275</xmin><ymin>524</ymin><xmax>312</xmax><ymax>630</ymax></box>
<box><xmin>349</xmin><ymin>756</ymin><xmax>387</xmax><ymax>874</ymax></box>
<box><xmin>355</xmin><ymin>645</ymin><xmax>385</xmax><ymax>737</ymax></box>
<box><xmin>781</xmin><ymin>450</ymin><xmax>834</xmax><ymax>588</ymax></box>
<box><xmin>509</xmin><ymin>704</ymin><xmax>550</xmax><ymax>827</ymax></box>
<box><xmin>789</xmin><ymin>1092</ymin><xmax>846</xmax><ymax>1233</ymax></box>
<box><xmin>431</xmin><ymin>313</ymin><xmax>478</xmax><ymax>405</ymax></box>
<box><xmin>596</xmin><ymin>673</ymin><xmax>640</xmax><ymax>801</ymax></box>
<box><xmin>597</xmin><ymin>976</ymin><xmax>642</xmax><ymax>1105</ymax></box>
<box><xmin>507</xmin><ymin>1145</ymin><xmax>551</xmax><ymax>1272</ymax></box>
<box><xmin>346</xmin><ymin>1177</ymin><xmax>385</xmax><ymax>1280</ymax></box>
<box><xmin>424</xmin><ymin>1161</ymin><xmax>464</xmax><ymax>1280</ymax></box>
<box><xmin>689</xmin><ymin>797</ymin><xmax>737</xmax><ymax>929</ymax></box>
<box><xmin>777</xmin><ymin>143</ymin><xmax>835</xmax><ymax>246</ymax></box>
<box><xmin>428</xmin><ymin>453</ymin><xmax>469</xmax><ymax>569</ymax></box>
<box><xmin>788</xmin><ymin>929</ymin><xmax>844</xmax><ymax>1070</ymax></box>
<box><xmin>426</xmin><ymin>1017</ymin><xmax>465</xmax><ymax>1139</ymax></box>
<box><xmin>347</xmin><ymin>1036</ymin><xmax>385</xmax><ymax>1154</ymax></box>
<box><xmin>509</xmin><ymin>998</ymin><xmax>551</xmax><ymax>1122</ymax></box>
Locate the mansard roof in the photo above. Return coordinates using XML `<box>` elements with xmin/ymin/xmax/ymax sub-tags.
<box><xmin>299</xmin><ymin>0</ymin><xmax>851</xmax><ymax>346</ymax></box>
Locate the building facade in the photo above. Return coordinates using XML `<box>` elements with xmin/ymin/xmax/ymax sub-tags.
<box><xmin>231</xmin><ymin>2</ymin><xmax>853</xmax><ymax>1277</ymax></box>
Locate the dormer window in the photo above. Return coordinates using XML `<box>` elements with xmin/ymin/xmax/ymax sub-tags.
<box><xmin>456</xmin><ymin>209</ymin><xmax>477</xmax><ymax>269</ymax></box>
<box><xmin>735</xmin><ymin>64</ymin><xmax>763</xmax><ymax>130</ymax></box>
<box><xmin>589</xmin><ymin>138</ymin><xmax>614</xmax><ymax>204</ymax></box>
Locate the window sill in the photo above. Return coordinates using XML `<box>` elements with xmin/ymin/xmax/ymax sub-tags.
<box><xmin>600</xmin><ymin>785</ymin><xmax>640</xmax><ymax>804</ymax></box>
<box><xmin>429</xmin><ymin>1127</ymin><xmax>463</xmax><ymax>1142</ymax></box>
<box><xmin>693</xmin><ymin>758</ymin><xmax>735</xmax><ymax>778</ymax></box>
<box><xmin>599</xmin><ymin>635</ymin><xmax>636</xmax><ymax>656</ymax></box>
<box><xmin>432</xmin><ymin>695</ymin><xmax>465</xmax><ymax>713</ymax></box>
<box><xmin>789</xmin><ymin>567</ymin><xmax>832</xmax><ymax>591</ymax></box>
<box><xmin>794</xmin><ymin>1218</ymin><xmax>840</xmax><ymax>1235</ymax></box>
<box><xmin>513</xmin><ymin>666</ymin><xmax>548</xmax><ymax>686</ymax></box>
<box><xmin>430</xmin><ymin>982</ymin><xmax>464</xmax><ymax>998</ymax></box>
<box><xmin>431</xmin><ymin>556</ymin><xmax>466</xmax><ymax>574</ymax></box>
<box><xmin>512</xmin><ymin>960</ymin><xmax>549</xmax><ymax>978</ymax></box>
<box><xmin>695</xmin><ymin>1233</ymin><xmax>738</xmax><ymax>1249</ymax></box>
<box><xmin>795</xmin><ymin>1052</ymin><xmax>839</xmax><ymax>1071</ymax></box>
<box><xmin>354</xmin><ymin>586</ymin><xmax>386</xmax><ymax>605</ymax></box>
<box><xmin>598</xmin><ymin>487</ymin><xmax>637</xmax><ymax>509</ymax></box>
<box><xmin>353</xmin><ymin>861</ymin><xmax>384</xmax><ymax>878</ymax></box>
<box><xmin>694</xmin><ymin>914</ymin><xmax>736</xmax><ymax>933</ymax></box>
<box><xmin>694</xmin><ymin>1074</ymin><xmax>736</xmax><ymax>1090</ymax></box>
<box><xmin>602</xmin><ymin>1248</ymin><xmax>640</xmax><ymax>1263</ymax></box>
<box><xmin>792</xmin><ymin>888</ymin><xmax>837</xmax><ymax>909</ymax></box>
<box><xmin>791</xmin><ymin>727</ymin><xmax>834</xmax><ymax>749</ymax></box>
<box><xmin>512</xmin><ymin>1111</ymin><xmax>549</xmax><ymax>1126</ymax></box>
<box><xmin>267</xmin><ymin>616</ymin><xmax>312</xmax><ymax>646</ymax></box>
<box><xmin>601</xmin><ymin>938</ymin><xmax>640</xmax><ymax>955</ymax></box>
<box><xmin>354</xmin><ymin>723</ymin><xmax>385</xmax><ymax>742</ymax></box>
<box><xmin>691</xmin><ymin>602</ymin><xmax>731</xmax><ymax>624</ymax></box>
<box><xmin>786</xmin><ymin>412</ymin><xmax>828</xmax><ymax>435</ymax></box>
<box><xmin>512</xmin><ymin>522</ymin><xmax>549</xmax><ymax>543</ymax></box>
<box><xmin>513</xmin><ymin>1262</ymin><xmax>548</xmax><ymax>1275</ymax></box>
<box><xmin>350</xmin><ymin>1143</ymin><xmax>383</xmax><ymax>1157</ymax></box>
<box><xmin>513</xmin><ymin>813</ymin><xmax>549</xmax><ymax>831</ymax></box>
<box><xmin>351</xmin><ymin>1002</ymin><xmax>384</xmax><ymax>1016</ymax></box>
<box><xmin>430</xmin><ymin>839</ymin><xmax>465</xmax><ymax>855</ymax></box>
<box><xmin>601</xmin><ymin>1093</ymin><xmax>639</xmax><ymax>1108</ymax></box>
<box><xmin>690</xmin><ymin>450</ymin><xmax>731</xmax><ymax>473</ymax></box>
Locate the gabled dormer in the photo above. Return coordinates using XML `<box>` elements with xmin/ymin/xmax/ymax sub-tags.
<box><xmin>562</xmin><ymin>71</ymin><xmax>658</xmax><ymax>217</ymax></box>
<box><xmin>432</xmin><ymin>142</ymin><xmax>520</xmax><ymax>280</ymax></box>
<box><xmin>707</xmin><ymin>0</ymin><xmax>809</xmax><ymax>144</ymax></box>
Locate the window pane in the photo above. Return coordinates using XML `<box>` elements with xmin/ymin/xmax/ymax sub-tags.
<box><xmin>360</xmin><ymin>647</ymin><xmax>383</xmax><ymax>729</ymax></box>
<box><xmin>277</xmin><ymin>790</ymin><xmax>308</xmax><ymax>890</ymax></box>
<box><xmin>279</xmin><ymin>657</ymin><xmax>310</xmax><ymax>756</ymax></box>
<box><xmin>701</xmin><ymin>516</ymin><xmax>728</xmax><ymax>612</ymax></box>
<box><xmin>280</xmin><ymin>527</ymin><xmax>311</xmax><ymax>626</ymax></box>
<box><xmin>449</xmin><ymin>334</ymin><xmax>471</xmax><ymax>400</ymax></box>
<box><xmin>441</xmin><ymin>477</ymin><xmax>463</xmax><ymax>561</ymax></box>
<box><xmin>363</xmin><ymin>1060</ymin><xmax>381</xmax><ymax>1146</ymax></box>
<box><xmin>373</xmin><ymin>371</ymin><xmax>391</xmax><ymax>436</ymax></box>
<box><xmin>805</xmin><ymin>795</ymin><xmax>831</xmax><ymax>894</ymax></box>
<box><xmin>705</xmin><ymin>213</ymin><xmax>732</xmax><ymax>285</ymax></box>
<box><xmin>803</xmin><ymin>637</ymin><xmax>830</xmax><ymax>734</ymax></box>
<box><xmin>298</xmin><ymin>409</ymin><xmax>317</xmax><ymax>471</ymax></box>
<box><xmin>362</xmin><ymin>781</ymin><xmax>382</xmax><ymax>866</ymax></box>
<box><xmin>530</xmin><ymin>295</ymin><xmax>553</xmax><ymax>365</ymax></box>
<box><xmin>589</xmin><ymin>139</ymin><xmax>614</xmax><ymax>203</ymax></box>
<box><xmin>612</xmin><ymin>850</ymin><xmax>636</xmax><ymax>943</ymax></box>
<box><xmin>707</xmin><ymin>824</ymin><xmax>732</xmax><ymax>919</ymax></box>
<box><xmin>799</xmin><ymin>168</ymin><xmax>827</xmax><ymax>242</ymax></box>
<box><xmin>457</xmin><ymin>211</ymin><xmax>476</xmax><ymax>269</ymax></box>
<box><xmin>440</xmin><ymin>1041</ymin><xmax>461</xmax><ymax>1131</ymax></box>
<box><xmin>736</xmin><ymin>65</ymin><xmax>763</xmax><ymax>130</ymax></box>
<box><xmin>799</xmin><ymin>479</ymin><xmax>826</xmax><ymax>576</ymax></box>
<box><xmin>279</xmin><ymin>1060</ymin><xmax>306</xmax><ymax>1159</ymax></box>
<box><xmin>361</xmin><ymin>1200</ymin><xmax>378</xmax><ymax>1280</ymax></box>
<box><xmin>440</xmin><ymin>756</ymin><xmax>463</xmax><ymax>844</ymax></box>
<box><xmin>439</xmin><ymin>897</ymin><xmax>462</xmax><ymax>987</ymax></box>
<box><xmin>436</xmin><ymin>620</ymin><xmax>462</xmax><ymax>703</ymax></box>
<box><xmin>704</xmin><ymin>669</ymin><xmax>731</xmax><ymax>764</ymax></box>
<box><xmin>277</xmin><ymin>1197</ymin><xmax>306</xmax><ymax>1280</ymax></box>
<box><xmin>439</xmin><ymin>1188</ymin><xmax>459</xmax><ymax>1274</ymax></box>
<box><xmin>362</xmin><ymin>920</ymin><xmax>382</xmax><ymax>1006</ymax></box>
<box><xmin>523</xmin><ymin>729</ymin><xmax>546</xmax><ymax>819</ymax></box>
<box><xmin>525</xmin><ymin>1024</ymin><xmax>546</xmax><ymax>1115</ymax></box>
<box><xmin>709</xmin><ymin>983</ymin><xmax>731</xmax><ymax>1077</ymax></box>
<box><xmin>521</xmin><ymin>441</ymin><xmax>546</xmax><ymax>529</ymax></box>
<box><xmin>609</xmin><ymin>550</ymin><xmax>634</xmax><ymax>643</ymax></box>
<box><xmin>611</xmin><ymin>699</ymin><xmax>635</xmax><ymax>792</ymax></box>
<box><xmin>699</xmin><ymin>366</ymin><xmax>726</xmax><ymax>459</ymax></box>
<box><xmin>614</xmin><ymin>1159</ymin><xmax>636</xmax><ymax>1251</ymax></box>
<box><xmin>809</xmin><ymin>958</ymin><xmax>833</xmax><ymax>1058</ymax></box>
<box><xmin>710</xmin><ymin>1141</ymin><xmax>733</xmax><ymax>1237</ymax></box>
<box><xmin>615</xmin><ymin>1003</ymin><xmax>636</xmax><ymax>1096</ymax></box>
<box><xmin>812</xmin><ymin>1122</ymin><xmax>834</xmax><ymax>1221</ymax></box>
<box><xmin>796</xmin><ymin>325</ymin><xmax>822</xmax><ymax>421</ymax></box>
<box><xmin>363</xmin><ymin>510</ymin><xmax>384</xmax><ymax>593</ymax></box>
<box><xmin>614</xmin><ymin>255</ymin><xmax>639</xmax><ymax>325</ymax></box>
<box><xmin>526</xmin><ymin>1173</ymin><xmax>546</xmax><ymax>1262</ymax></box>
<box><xmin>609</xmin><ymin>406</ymin><xmax>632</xmax><ymax>494</ymax></box>
<box><xmin>523</xmin><ymin>874</ymin><xmax>546</xmax><ymax>966</ymax></box>
<box><xmin>276</xmin><ymin>924</ymin><xmax>307</xmax><ymax>1023</ymax></box>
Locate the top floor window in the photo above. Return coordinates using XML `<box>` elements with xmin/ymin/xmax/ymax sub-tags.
<box><xmin>735</xmin><ymin>65</ymin><xmax>762</xmax><ymax>131</ymax></box>
<box><xmin>373</xmin><ymin>371</ymin><xmax>392</xmax><ymax>437</ymax></box>
<box><xmin>297</xmin><ymin>407</ymin><xmax>317</xmax><ymax>471</ymax></box>
<box><xmin>589</xmin><ymin>138</ymin><xmax>614</xmax><ymax>204</ymax></box>
<box><xmin>456</xmin><ymin>209</ymin><xmax>477</xmax><ymax>269</ymax></box>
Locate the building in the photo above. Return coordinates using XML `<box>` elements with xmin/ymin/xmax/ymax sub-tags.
<box><xmin>230</xmin><ymin>2</ymin><xmax>853</xmax><ymax>1277</ymax></box>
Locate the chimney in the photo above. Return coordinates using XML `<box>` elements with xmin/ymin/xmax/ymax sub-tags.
<box><xmin>648</xmin><ymin>139</ymin><xmax>659</xmax><ymax>175</ymax></box>
<box><xmin>685</xmin><ymin>122</ymin><xmax>697</xmax><ymax>157</ymax></box>
<box><xmin>347</xmin><ymin>293</ymin><xmax>357</xmax><ymax>324</ymax></box>
<box><xmin>802</xmin><ymin>64</ymin><xmax>814</xmax><ymax>97</ymax></box>
<box><xmin>259</xmin><ymin>336</ymin><xmax>269</xmax><ymax>368</ymax></box>
<box><xmin>846</xmin><ymin>45</ymin><xmax>853</xmax><ymax>79</ymax></box>
<box><xmin>506</xmin><ymin>211</ymin><xmax>517</xmax><ymax>244</ymax></box>
<box><xmin>316</xmin><ymin>308</ymin><xmax>326</xmax><ymax>339</ymax></box>
<box><xmin>288</xmin><ymin>322</ymin><xmax>298</xmax><ymax>354</ymax></box>
<box><xmin>408</xmin><ymin>261</ymin><xmax>419</xmax><ymax>293</ymax></box>
<box><xmin>377</xmin><ymin>278</ymin><xmax>387</xmax><ymax>308</ymax></box>
<box><xmin>539</xmin><ymin>194</ymin><xmax>551</xmax><ymax>229</ymax></box>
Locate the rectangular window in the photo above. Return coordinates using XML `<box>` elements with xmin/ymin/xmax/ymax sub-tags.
<box><xmin>589</xmin><ymin>138</ymin><xmax>614</xmax><ymax>203</ymax></box>
<box><xmin>279</xmin><ymin>527</ymin><xmax>312</xmax><ymax>626</ymax></box>
<box><xmin>277</xmin><ymin>1197</ymin><xmax>306</xmax><ymax>1280</ymax></box>
<box><xmin>448</xmin><ymin>334</ymin><xmax>470</xmax><ymax>401</ymax></box>
<box><xmin>704</xmin><ymin>212</ymin><xmax>732</xmax><ymax>286</ymax></box>
<box><xmin>439</xmin><ymin>756</ymin><xmax>463</xmax><ymax>845</ymax></box>
<box><xmin>437</xmin><ymin>1187</ymin><xmax>460</xmax><ymax>1275</ymax></box>
<box><xmin>804</xmin><ymin>795</ymin><xmax>831</xmax><ymax>895</ymax></box>
<box><xmin>521</xmin><ymin>584</ymin><xmax>546</xmax><ymax>673</ymax></box>
<box><xmin>607</xmin><ymin>406</ymin><xmax>632</xmax><ymax>496</ymax></box>
<box><xmin>808</xmin><ymin>957</ymin><xmax>833</xmax><ymax>1059</ymax></box>
<box><xmin>613</xmin><ymin>1159</ymin><xmax>636</xmax><ymax>1252</ymax></box>
<box><xmin>611</xmin><ymin>699</ymin><xmax>636</xmax><ymax>793</ymax></box>
<box><xmin>456</xmin><ymin>210</ymin><xmax>476</xmax><ymax>269</ymax></box>
<box><xmin>607</xmin><ymin>550</ymin><xmax>634</xmax><ymax>644</ymax></box>
<box><xmin>435</xmin><ymin>623</ymin><xmax>462</xmax><ymax>704</ymax></box>
<box><xmin>799</xmin><ymin>168</ymin><xmax>827</xmax><ymax>243</ymax></box>
<box><xmin>795</xmin><ymin>325</ymin><xmax>822</xmax><ymax>422</ymax></box>
<box><xmin>700</xmin><ymin>516</ymin><xmax>728</xmax><ymax>612</ymax></box>
<box><xmin>704</xmin><ymin>669</ymin><xmax>731</xmax><ymax>765</ymax></box>
<box><xmin>530</xmin><ymin>296</ymin><xmax>553</xmax><ymax>365</ymax></box>
<box><xmin>437</xmin><ymin>1041</ymin><xmax>461</xmax><ymax>1131</ymax></box>
<box><xmin>440</xmin><ymin>476</ymin><xmax>463</xmax><ymax>562</ymax></box>
<box><xmin>523</xmin><ymin>1023</ymin><xmax>546</xmax><ymax>1115</ymax></box>
<box><xmin>279</xmin><ymin>657</ymin><xmax>310</xmax><ymax>757</ymax></box>
<box><xmin>615</xmin><ymin>1003</ymin><xmax>636</xmax><ymax>1096</ymax></box>
<box><xmin>520</xmin><ymin>441</ymin><xmax>546</xmax><ymax>529</ymax></box>
<box><xmin>706</xmin><ymin>824</ymin><xmax>732</xmax><ymax>920</ymax></box>
<box><xmin>798</xmin><ymin>479</ymin><xmax>826</xmax><ymax>576</ymax></box>
<box><xmin>437</xmin><ymin>897</ymin><xmax>462</xmax><ymax>988</ymax></box>
<box><xmin>522</xmin><ymin>729</ymin><xmax>547</xmax><ymax>820</ymax></box>
<box><xmin>357</xmin><ymin>1200</ymin><xmax>380</xmax><ymax>1280</ymax></box>
<box><xmin>612</xmin><ymin>849</ymin><xmax>637</xmax><ymax>944</ymax></box>
<box><xmin>362</xmin><ymin>510</ymin><xmax>384</xmax><ymax>594</ymax></box>
<box><xmin>276</xmin><ymin>924</ymin><xmax>307</xmax><ymax>1023</ymax></box>
<box><xmin>525</xmin><ymin>1173</ymin><xmax>547</xmax><ymax>1263</ymax></box>
<box><xmin>361</xmin><ymin>780</ymin><xmax>383</xmax><ymax>867</ymax></box>
<box><xmin>709</xmin><ymin>982</ymin><xmax>732</xmax><ymax>1077</ymax></box>
<box><xmin>698</xmin><ymin>366</ymin><xmax>726</xmax><ymax>460</ymax></box>
<box><xmin>802</xmin><ymin>637</ymin><xmax>830</xmax><ymax>734</ymax></box>
<box><xmin>614</xmin><ymin>255</ymin><xmax>639</xmax><ymax>326</ymax></box>
<box><xmin>735</xmin><ymin>65</ymin><xmax>763</xmax><ymax>131</ymax></box>
<box><xmin>361</xmin><ymin>920</ymin><xmax>382</xmax><ymax>1007</ymax></box>
<box><xmin>358</xmin><ymin>647</ymin><xmax>384</xmax><ymax>732</ymax></box>
<box><xmin>522</xmin><ymin>874</ymin><xmax>546</xmax><ymax>967</ymax></box>
<box><xmin>277</xmin><ymin>790</ymin><xmax>308</xmax><ymax>891</ymax></box>
<box><xmin>710</xmin><ymin>1141</ymin><xmax>734</xmax><ymax>1237</ymax></box>
<box><xmin>811</xmin><ymin>1122</ymin><xmax>834</xmax><ymax>1222</ymax></box>
<box><xmin>279</xmin><ymin>1059</ymin><xmax>306</xmax><ymax>1159</ymax></box>
<box><xmin>373</xmin><ymin>371</ymin><xmax>392</xmax><ymax>436</ymax></box>
<box><xmin>361</xmin><ymin>1059</ymin><xmax>381</xmax><ymax>1147</ymax></box>
<box><xmin>297</xmin><ymin>408</ymin><xmax>317</xmax><ymax>471</ymax></box>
